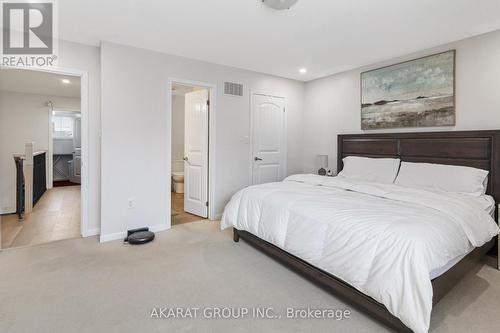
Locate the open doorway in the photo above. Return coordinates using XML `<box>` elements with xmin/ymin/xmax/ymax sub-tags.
<box><xmin>170</xmin><ymin>82</ymin><xmax>211</xmax><ymax>226</ymax></box>
<box><xmin>51</xmin><ymin>109</ymin><xmax>82</xmax><ymax>187</ymax></box>
<box><xmin>0</xmin><ymin>68</ymin><xmax>84</xmax><ymax>249</ymax></box>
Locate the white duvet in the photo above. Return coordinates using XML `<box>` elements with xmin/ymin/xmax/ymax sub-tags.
<box><xmin>221</xmin><ymin>174</ymin><xmax>499</xmax><ymax>333</ymax></box>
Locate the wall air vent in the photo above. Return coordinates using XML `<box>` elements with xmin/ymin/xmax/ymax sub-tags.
<box><xmin>224</xmin><ymin>82</ymin><xmax>244</xmax><ymax>97</ymax></box>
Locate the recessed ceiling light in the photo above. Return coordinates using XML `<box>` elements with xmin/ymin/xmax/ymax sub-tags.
<box><xmin>262</xmin><ymin>0</ymin><xmax>299</xmax><ymax>10</ymax></box>
<box><xmin>299</xmin><ymin>68</ymin><xmax>307</xmax><ymax>74</ymax></box>
<box><xmin>61</xmin><ymin>79</ymin><xmax>70</xmax><ymax>84</ymax></box>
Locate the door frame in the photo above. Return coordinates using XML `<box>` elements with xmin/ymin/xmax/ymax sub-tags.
<box><xmin>1</xmin><ymin>65</ymin><xmax>91</xmax><ymax>238</ymax></box>
<box><xmin>167</xmin><ymin>78</ymin><xmax>217</xmax><ymax>223</ymax></box>
<box><xmin>249</xmin><ymin>92</ymin><xmax>287</xmax><ymax>185</ymax></box>
<box><xmin>48</xmin><ymin>107</ymin><xmax>81</xmax><ymax>189</ymax></box>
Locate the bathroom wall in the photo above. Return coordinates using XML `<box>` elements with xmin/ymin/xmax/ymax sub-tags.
<box><xmin>171</xmin><ymin>95</ymin><xmax>185</xmax><ymax>173</ymax></box>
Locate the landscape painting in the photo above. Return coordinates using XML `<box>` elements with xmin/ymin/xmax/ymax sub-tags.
<box><xmin>361</xmin><ymin>50</ymin><xmax>455</xmax><ymax>129</ymax></box>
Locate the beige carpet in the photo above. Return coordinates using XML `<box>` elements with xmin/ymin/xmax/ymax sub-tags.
<box><xmin>0</xmin><ymin>221</ymin><xmax>499</xmax><ymax>333</ymax></box>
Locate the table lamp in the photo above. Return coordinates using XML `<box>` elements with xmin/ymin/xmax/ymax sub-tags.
<box><xmin>317</xmin><ymin>155</ymin><xmax>328</xmax><ymax>176</ymax></box>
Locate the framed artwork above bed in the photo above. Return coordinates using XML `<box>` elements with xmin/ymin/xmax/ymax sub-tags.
<box><xmin>361</xmin><ymin>50</ymin><xmax>456</xmax><ymax>130</ymax></box>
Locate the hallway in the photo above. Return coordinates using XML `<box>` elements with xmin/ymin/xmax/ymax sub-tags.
<box><xmin>1</xmin><ymin>186</ymin><xmax>81</xmax><ymax>249</ymax></box>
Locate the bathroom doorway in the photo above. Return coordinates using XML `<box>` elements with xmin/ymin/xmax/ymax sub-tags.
<box><xmin>170</xmin><ymin>81</ymin><xmax>212</xmax><ymax>226</ymax></box>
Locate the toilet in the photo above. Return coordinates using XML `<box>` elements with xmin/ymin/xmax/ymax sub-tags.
<box><xmin>172</xmin><ymin>171</ymin><xmax>184</xmax><ymax>193</ymax></box>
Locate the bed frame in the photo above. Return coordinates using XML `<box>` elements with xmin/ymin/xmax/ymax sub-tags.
<box><xmin>233</xmin><ymin>130</ymin><xmax>500</xmax><ymax>332</ymax></box>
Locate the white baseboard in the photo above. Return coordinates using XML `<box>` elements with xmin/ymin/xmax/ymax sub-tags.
<box><xmin>0</xmin><ymin>207</ymin><xmax>15</xmax><ymax>215</ymax></box>
<box><xmin>212</xmin><ymin>212</ymin><xmax>223</xmax><ymax>220</ymax></box>
<box><xmin>83</xmin><ymin>228</ymin><xmax>100</xmax><ymax>237</ymax></box>
<box><xmin>150</xmin><ymin>224</ymin><xmax>170</xmax><ymax>233</ymax></box>
<box><xmin>100</xmin><ymin>231</ymin><xmax>127</xmax><ymax>243</ymax></box>
<box><xmin>99</xmin><ymin>224</ymin><xmax>170</xmax><ymax>243</ymax></box>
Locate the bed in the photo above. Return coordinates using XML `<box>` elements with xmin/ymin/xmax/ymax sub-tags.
<box><xmin>221</xmin><ymin>130</ymin><xmax>500</xmax><ymax>333</ymax></box>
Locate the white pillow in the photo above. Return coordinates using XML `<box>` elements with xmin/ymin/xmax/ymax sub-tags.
<box><xmin>338</xmin><ymin>156</ymin><xmax>401</xmax><ymax>184</ymax></box>
<box><xmin>395</xmin><ymin>162</ymin><xmax>489</xmax><ymax>196</ymax></box>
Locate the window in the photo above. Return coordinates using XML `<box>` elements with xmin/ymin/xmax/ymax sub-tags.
<box><xmin>52</xmin><ymin>116</ymin><xmax>74</xmax><ymax>137</ymax></box>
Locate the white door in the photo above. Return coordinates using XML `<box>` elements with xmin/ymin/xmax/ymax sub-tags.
<box><xmin>251</xmin><ymin>94</ymin><xmax>286</xmax><ymax>185</ymax></box>
<box><xmin>184</xmin><ymin>89</ymin><xmax>209</xmax><ymax>217</ymax></box>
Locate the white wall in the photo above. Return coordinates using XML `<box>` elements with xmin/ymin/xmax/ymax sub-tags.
<box><xmin>0</xmin><ymin>39</ymin><xmax>101</xmax><ymax>235</ymax></box>
<box><xmin>0</xmin><ymin>90</ymin><xmax>80</xmax><ymax>213</ymax></box>
<box><xmin>100</xmin><ymin>41</ymin><xmax>305</xmax><ymax>239</ymax></box>
<box><xmin>6</xmin><ymin>30</ymin><xmax>495</xmax><ymax>241</ymax></box>
<box><xmin>302</xmin><ymin>30</ymin><xmax>500</xmax><ymax>173</ymax></box>
<box><xmin>171</xmin><ymin>95</ymin><xmax>185</xmax><ymax>172</ymax></box>
<box><xmin>57</xmin><ymin>40</ymin><xmax>101</xmax><ymax>235</ymax></box>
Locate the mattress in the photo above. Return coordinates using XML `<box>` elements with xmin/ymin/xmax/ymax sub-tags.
<box><xmin>429</xmin><ymin>248</ymin><xmax>472</xmax><ymax>279</ymax></box>
<box><xmin>429</xmin><ymin>194</ymin><xmax>496</xmax><ymax>280</ymax></box>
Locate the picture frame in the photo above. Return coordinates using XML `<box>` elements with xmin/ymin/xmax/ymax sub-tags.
<box><xmin>361</xmin><ymin>50</ymin><xmax>456</xmax><ymax>130</ymax></box>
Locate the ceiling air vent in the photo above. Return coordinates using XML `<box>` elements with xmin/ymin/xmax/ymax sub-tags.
<box><xmin>224</xmin><ymin>82</ymin><xmax>243</xmax><ymax>97</ymax></box>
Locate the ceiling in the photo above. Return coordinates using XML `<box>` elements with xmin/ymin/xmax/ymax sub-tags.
<box><xmin>0</xmin><ymin>68</ymin><xmax>81</xmax><ymax>98</ymax></box>
<box><xmin>59</xmin><ymin>0</ymin><xmax>500</xmax><ymax>81</ymax></box>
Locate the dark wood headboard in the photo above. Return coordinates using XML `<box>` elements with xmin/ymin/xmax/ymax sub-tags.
<box><xmin>338</xmin><ymin>130</ymin><xmax>500</xmax><ymax>212</ymax></box>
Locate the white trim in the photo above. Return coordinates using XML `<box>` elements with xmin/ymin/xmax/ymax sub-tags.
<box><xmin>99</xmin><ymin>224</ymin><xmax>170</xmax><ymax>243</ymax></box>
<box><xmin>0</xmin><ymin>207</ymin><xmax>15</xmax><ymax>215</ymax></box>
<box><xmin>150</xmin><ymin>224</ymin><xmax>170</xmax><ymax>233</ymax></box>
<box><xmin>249</xmin><ymin>92</ymin><xmax>288</xmax><ymax>185</ymax></box>
<box><xmin>0</xmin><ymin>65</ymin><xmax>93</xmax><ymax>238</ymax></box>
<box><xmin>168</xmin><ymin>78</ymin><xmax>217</xmax><ymax>222</ymax></box>
<box><xmin>83</xmin><ymin>228</ymin><xmax>100</xmax><ymax>237</ymax></box>
<box><xmin>99</xmin><ymin>231</ymin><xmax>126</xmax><ymax>243</ymax></box>
<box><xmin>52</xmin><ymin>107</ymin><xmax>81</xmax><ymax>113</ymax></box>
<box><xmin>80</xmin><ymin>71</ymin><xmax>90</xmax><ymax>239</ymax></box>
<box><xmin>47</xmin><ymin>105</ymin><xmax>53</xmax><ymax>189</ymax></box>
